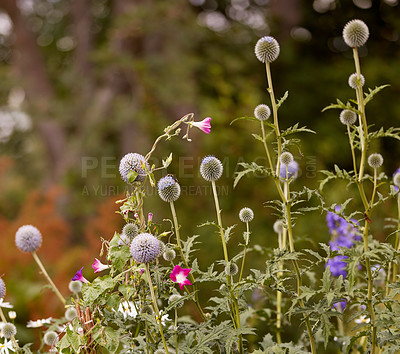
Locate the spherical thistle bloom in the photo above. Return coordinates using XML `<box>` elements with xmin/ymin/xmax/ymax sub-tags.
<box><xmin>68</xmin><ymin>280</ymin><xmax>82</xmax><ymax>294</ymax></box>
<box><xmin>340</xmin><ymin>109</ymin><xmax>357</xmax><ymax>126</ymax></box>
<box><xmin>130</xmin><ymin>233</ymin><xmax>160</xmax><ymax>264</ymax></box>
<box><xmin>279</xmin><ymin>160</ymin><xmax>299</xmax><ymax>180</ymax></box>
<box><xmin>200</xmin><ymin>155</ymin><xmax>223</xmax><ymax>182</ymax></box>
<box><xmin>44</xmin><ymin>330</ymin><xmax>58</xmax><ymax>346</ymax></box>
<box><xmin>8</xmin><ymin>311</ymin><xmax>16</xmax><ymax>320</ymax></box>
<box><xmin>254</xmin><ymin>104</ymin><xmax>271</xmax><ymax>121</ymax></box>
<box><xmin>122</xmin><ymin>223</ymin><xmax>139</xmax><ymax>239</ymax></box>
<box><xmin>2</xmin><ymin>323</ymin><xmax>16</xmax><ymax>339</ymax></box>
<box><xmin>169</xmin><ymin>294</ymin><xmax>184</xmax><ymax>308</ymax></box>
<box><xmin>15</xmin><ymin>225</ymin><xmax>42</xmax><ymax>253</ymax></box>
<box><xmin>0</xmin><ymin>278</ymin><xmax>5</xmax><ymax>299</ymax></box>
<box><xmin>163</xmin><ymin>249</ymin><xmax>176</xmax><ymax>262</ymax></box>
<box><xmin>255</xmin><ymin>36</ymin><xmax>280</xmax><ymax>63</ymax></box>
<box><xmin>343</xmin><ymin>19</ymin><xmax>369</xmax><ymax>48</ymax></box>
<box><xmin>140</xmin><ymin>305</ymin><xmax>154</xmax><ymax>315</ymax></box>
<box><xmin>348</xmin><ymin>73</ymin><xmax>365</xmax><ymax>90</ymax></box>
<box><xmin>158</xmin><ymin>175</ymin><xmax>181</xmax><ymax>202</ymax></box>
<box><xmin>119</xmin><ymin>152</ymin><xmax>149</xmax><ymax>183</ymax></box>
<box><xmin>368</xmin><ymin>153</ymin><xmax>383</xmax><ymax>169</ymax></box>
<box><xmin>65</xmin><ymin>307</ymin><xmax>77</xmax><ymax>321</ymax></box>
<box><xmin>280</xmin><ymin>152</ymin><xmax>294</xmax><ymax>166</ymax></box>
<box><xmin>239</xmin><ymin>207</ymin><xmax>254</xmax><ymax>223</ymax></box>
<box><xmin>225</xmin><ymin>262</ymin><xmax>239</xmax><ymax>276</ymax></box>
<box><xmin>273</xmin><ymin>219</ymin><xmax>284</xmax><ymax>234</ymax></box>
<box><xmin>157</xmin><ymin>240</ymin><xmax>166</xmax><ymax>257</ymax></box>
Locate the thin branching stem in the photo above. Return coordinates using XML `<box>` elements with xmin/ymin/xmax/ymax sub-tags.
<box><xmin>32</xmin><ymin>252</ymin><xmax>66</xmax><ymax>306</ymax></box>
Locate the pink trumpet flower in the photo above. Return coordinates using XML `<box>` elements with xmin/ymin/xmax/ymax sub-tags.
<box><xmin>92</xmin><ymin>258</ymin><xmax>110</xmax><ymax>273</ymax></box>
<box><xmin>72</xmin><ymin>267</ymin><xmax>89</xmax><ymax>283</ymax></box>
<box><xmin>190</xmin><ymin>117</ymin><xmax>212</xmax><ymax>134</ymax></box>
<box><xmin>170</xmin><ymin>265</ymin><xmax>192</xmax><ymax>290</ymax></box>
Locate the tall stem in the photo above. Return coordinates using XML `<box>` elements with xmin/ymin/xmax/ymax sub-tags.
<box><xmin>32</xmin><ymin>252</ymin><xmax>65</xmax><ymax>306</ymax></box>
<box><xmin>211</xmin><ymin>180</ymin><xmax>243</xmax><ymax>353</ymax></box>
<box><xmin>392</xmin><ymin>194</ymin><xmax>400</xmax><ymax>283</ymax></box>
<box><xmin>238</xmin><ymin>222</ymin><xmax>249</xmax><ymax>283</ymax></box>
<box><xmin>145</xmin><ymin>264</ymin><xmax>169</xmax><ymax>354</ymax></box>
<box><xmin>265</xmin><ymin>62</ymin><xmax>282</xmax><ymax>175</ymax></box>
<box><xmin>169</xmin><ymin>201</ymin><xmax>206</xmax><ymax>320</ymax></box>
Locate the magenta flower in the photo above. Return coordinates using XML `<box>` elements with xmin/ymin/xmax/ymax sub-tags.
<box><xmin>190</xmin><ymin>117</ymin><xmax>211</xmax><ymax>134</ymax></box>
<box><xmin>72</xmin><ymin>267</ymin><xmax>89</xmax><ymax>283</ymax></box>
<box><xmin>91</xmin><ymin>258</ymin><xmax>109</xmax><ymax>273</ymax></box>
<box><xmin>170</xmin><ymin>265</ymin><xmax>192</xmax><ymax>290</ymax></box>
<box><xmin>148</xmin><ymin>212</ymin><xmax>153</xmax><ymax>223</ymax></box>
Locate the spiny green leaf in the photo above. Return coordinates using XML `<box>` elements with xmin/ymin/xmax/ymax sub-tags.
<box><xmin>276</xmin><ymin>91</ymin><xmax>289</xmax><ymax>109</ymax></box>
<box><xmin>364</xmin><ymin>84</ymin><xmax>390</xmax><ymax>105</ymax></box>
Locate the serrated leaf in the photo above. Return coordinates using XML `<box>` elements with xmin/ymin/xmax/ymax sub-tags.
<box><xmin>276</xmin><ymin>91</ymin><xmax>289</xmax><ymax>109</ymax></box>
<box><xmin>162</xmin><ymin>153</ymin><xmax>173</xmax><ymax>168</ymax></box>
<box><xmin>364</xmin><ymin>84</ymin><xmax>390</xmax><ymax>105</ymax></box>
<box><xmin>230</xmin><ymin>116</ymin><xmax>259</xmax><ymax>125</ymax></box>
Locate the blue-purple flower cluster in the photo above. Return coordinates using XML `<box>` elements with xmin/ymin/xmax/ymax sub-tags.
<box><xmin>325</xmin><ymin>206</ymin><xmax>361</xmax><ymax>277</ymax></box>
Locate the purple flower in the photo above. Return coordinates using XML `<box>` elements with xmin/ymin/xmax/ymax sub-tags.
<box><xmin>333</xmin><ymin>300</ymin><xmax>347</xmax><ymax>312</ymax></box>
<box><xmin>72</xmin><ymin>267</ymin><xmax>89</xmax><ymax>284</ymax></box>
<box><xmin>91</xmin><ymin>258</ymin><xmax>109</xmax><ymax>273</ymax></box>
<box><xmin>326</xmin><ymin>256</ymin><xmax>348</xmax><ymax>277</ymax></box>
<box><xmin>279</xmin><ymin>160</ymin><xmax>299</xmax><ymax>180</ymax></box>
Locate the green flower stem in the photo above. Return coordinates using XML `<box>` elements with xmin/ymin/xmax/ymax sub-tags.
<box><xmin>347</xmin><ymin>125</ymin><xmax>358</xmax><ymax>176</ymax></box>
<box><xmin>238</xmin><ymin>222</ymin><xmax>249</xmax><ymax>283</ymax></box>
<box><xmin>285</xmin><ymin>182</ymin><xmax>316</xmax><ymax>354</ymax></box>
<box><xmin>265</xmin><ymin>61</ymin><xmax>282</xmax><ymax>175</ymax></box>
<box><xmin>211</xmin><ymin>180</ymin><xmax>243</xmax><ymax>354</ymax></box>
<box><xmin>174</xmin><ymin>308</ymin><xmax>178</xmax><ymax>354</ymax></box>
<box><xmin>352</xmin><ymin>47</ymin><xmax>377</xmax><ymax>354</ymax></box>
<box><xmin>0</xmin><ymin>308</ymin><xmax>19</xmax><ymax>349</ymax></box>
<box><xmin>260</xmin><ymin>121</ymin><xmax>273</xmax><ymax>170</ymax></box>
<box><xmin>211</xmin><ymin>181</ymin><xmax>230</xmax><ymax>275</ymax></box>
<box><xmin>136</xmin><ymin>190</ymin><xmax>145</xmax><ymax>229</ymax></box>
<box><xmin>145</xmin><ymin>264</ymin><xmax>169</xmax><ymax>354</ymax></box>
<box><xmin>32</xmin><ymin>251</ymin><xmax>66</xmax><ymax>306</ymax></box>
<box><xmin>391</xmin><ymin>194</ymin><xmax>400</xmax><ymax>283</ymax></box>
<box><xmin>169</xmin><ymin>201</ymin><xmax>206</xmax><ymax>320</ymax></box>
<box><xmin>353</xmin><ymin>48</ymin><xmax>368</xmax><ymax>182</ymax></box>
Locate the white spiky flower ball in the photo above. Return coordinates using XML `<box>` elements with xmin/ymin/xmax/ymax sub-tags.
<box><xmin>200</xmin><ymin>156</ymin><xmax>223</xmax><ymax>182</ymax></box>
<box><xmin>15</xmin><ymin>225</ymin><xmax>42</xmax><ymax>253</ymax></box>
<box><xmin>348</xmin><ymin>73</ymin><xmax>365</xmax><ymax>90</ymax></box>
<box><xmin>158</xmin><ymin>175</ymin><xmax>181</xmax><ymax>202</ymax></box>
<box><xmin>254</xmin><ymin>104</ymin><xmax>271</xmax><ymax>121</ymax></box>
<box><xmin>368</xmin><ymin>153</ymin><xmax>383</xmax><ymax>169</ymax></box>
<box><xmin>255</xmin><ymin>36</ymin><xmax>280</xmax><ymax>63</ymax></box>
<box><xmin>343</xmin><ymin>19</ymin><xmax>369</xmax><ymax>48</ymax></box>
<box><xmin>119</xmin><ymin>153</ymin><xmax>149</xmax><ymax>183</ymax></box>
<box><xmin>340</xmin><ymin>110</ymin><xmax>357</xmax><ymax>125</ymax></box>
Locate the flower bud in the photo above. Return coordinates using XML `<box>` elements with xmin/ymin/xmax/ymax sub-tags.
<box><xmin>2</xmin><ymin>323</ymin><xmax>16</xmax><ymax>339</ymax></box>
<box><xmin>239</xmin><ymin>207</ymin><xmax>254</xmax><ymax>223</ymax></box>
<box><xmin>15</xmin><ymin>225</ymin><xmax>42</xmax><ymax>253</ymax></box>
<box><xmin>340</xmin><ymin>110</ymin><xmax>357</xmax><ymax>125</ymax></box>
<box><xmin>254</xmin><ymin>104</ymin><xmax>271</xmax><ymax>121</ymax></box>
<box><xmin>368</xmin><ymin>153</ymin><xmax>383</xmax><ymax>169</ymax></box>
<box><xmin>348</xmin><ymin>73</ymin><xmax>365</xmax><ymax>90</ymax></box>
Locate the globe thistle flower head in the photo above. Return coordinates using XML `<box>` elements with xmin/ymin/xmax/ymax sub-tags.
<box><xmin>163</xmin><ymin>248</ymin><xmax>176</xmax><ymax>261</ymax></box>
<box><xmin>158</xmin><ymin>175</ymin><xmax>181</xmax><ymax>202</ymax></box>
<box><xmin>393</xmin><ymin>172</ymin><xmax>400</xmax><ymax>188</ymax></box>
<box><xmin>239</xmin><ymin>207</ymin><xmax>254</xmax><ymax>223</ymax></box>
<box><xmin>343</xmin><ymin>19</ymin><xmax>369</xmax><ymax>48</ymax></box>
<box><xmin>119</xmin><ymin>153</ymin><xmax>149</xmax><ymax>183</ymax></box>
<box><xmin>169</xmin><ymin>294</ymin><xmax>184</xmax><ymax>308</ymax></box>
<box><xmin>44</xmin><ymin>330</ymin><xmax>58</xmax><ymax>346</ymax></box>
<box><xmin>368</xmin><ymin>153</ymin><xmax>383</xmax><ymax>169</ymax></box>
<box><xmin>348</xmin><ymin>73</ymin><xmax>365</xmax><ymax>90</ymax></box>
<box><xmin>273</xmin><ymin>220</ymin><xmax>284</xmax><ymax>234</ymax></box>
<box><xmin>0</xmin><ymin>278</ymin><xmax>5</xmax><ymax>299</ymax></box>
<box><xmin>122</xmin><ymin>223</ymin><xmax>139</xmax><ymax>239</ymax></box>
<box><xmin>280</xmin><ymin>152</ymin><xmax>294</xmax><ymax>166</ymax></box>
<box><xmin>200</xmin><ymin>156</ymin><xmax>223</xmax><ymax>182</ymax></box>
<box><xmin>254</xmin><ymin>104</ymin><xmax>271</xmax><ymax>121</ymax></box>
<box><xmin>68</xmin><ymin>280</ymin><xmax>82</xmax><ymax>293</ymax></box>
<box><xmin>65</xmin><ymin>307</ymin><xmax>77</xmax><ymax>321</ymax></box>
<box><xmin>279</xmin><ymin>160</ymin><xmax>299</xmax><ymax>180</ymax></box>
<box><xmin>255</xmin><ymin>36</ymin><xmax>280</xmax><ymax>63</ymax></box>
<box><xmin>340</xmin><ymin>110</ymin><xmax>357</xmax><ymax>125</ymax></box>
<box><xmin>2</xmin><ymin>323</ymin><xmax>16</xmax><ymax>339</ymax></box>
<box><xmin>130</xmin><ymin>233</ymin><xmax>160</xmax><ymax>263</ymax></box>
<box><xmin>157</xmin><ymin>240</ymin><xmax>166</xmax><ymax>257</ymax></box>
<box><xmin>15</xmin><ymin>225</ymin><xmax>42</xmax><ymax>253</ymax></box>
<box><xmin>225</xmin><ymin>262</ymin><xmax>239</xmax><ymax>276</ymax></box>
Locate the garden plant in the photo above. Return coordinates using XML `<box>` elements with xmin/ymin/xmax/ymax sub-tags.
<box><xmin>1</xmin><ymin>18</ymin><xmax>400</xmax><ymax>354</ymax></box>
